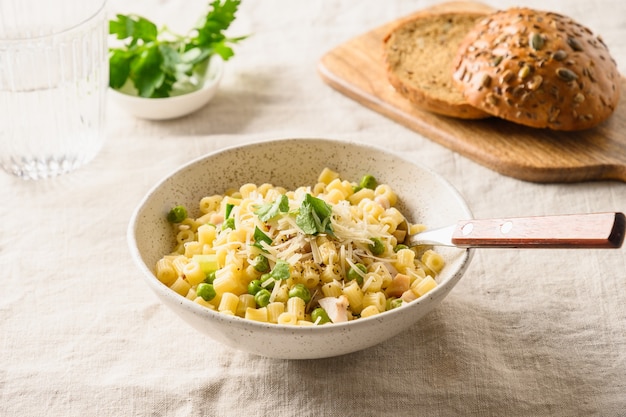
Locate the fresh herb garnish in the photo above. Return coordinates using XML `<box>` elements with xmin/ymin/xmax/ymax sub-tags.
<box><xmin>221</xmin><ymin>203</ymin><xmax>236</xmax><ymax>230</ymax></box>
<box><xmin>222</xmin><ymin>218</ymin><xmax>235</xmax><ymax>230</ymax></box>
<box><xmin>253</xmin><ymin>226</ymin><xmax>273</xmax><ymax>251</ymax></box>
<box><xmin>269</xmin><ymin>260</ymin><xmax>290</xmax><ymax>281</ymax></box>
<box><xmin>108</xmin><ymin>0</ymin><xmax>246</xmax><ymax>98</ymax></box>
<box><xmin>225</xmin><ymin>203</ymin><xmax>235</xmax><ymax>219</ymax></box>
<box><xmin>254</xmin><ymin>194</ymin><xmax>289</xmax><ymax>222</ymax></box>
<box><xmin>296</xmin><ymin>194</ymin><xmax>333</xmax><ymax>236</ymax></box>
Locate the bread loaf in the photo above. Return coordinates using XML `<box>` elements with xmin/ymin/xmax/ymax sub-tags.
<box><xmin>452</xmin><ymin>8</ymin><xmax>621</xmax><ymax>131</ymax></box>
<box><xmin>383</xmin><ymin>11</ymin><xmax>490</xmax><ymax>119</ymax></box>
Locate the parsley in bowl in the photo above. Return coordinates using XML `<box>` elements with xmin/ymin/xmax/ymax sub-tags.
<box><xmin>108</xmin><ymin>0</ymin><xmax>246</xmax><ymax>119</ymax></box>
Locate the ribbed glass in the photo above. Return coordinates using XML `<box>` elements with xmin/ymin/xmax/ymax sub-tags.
<box><xmin>0</xmin><ymin>0</ymin><xmax>108</xmax><ymax>180</ymax></box>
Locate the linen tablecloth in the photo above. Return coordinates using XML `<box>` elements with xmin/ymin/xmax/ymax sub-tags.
<box><xmin>2</xmin><ymin>1</ymin><xmax>625</xmax><ymax>415</ymax></box>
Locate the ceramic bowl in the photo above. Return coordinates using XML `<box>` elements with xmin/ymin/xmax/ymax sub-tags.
<box><xmin>109</xmin><ymin>56</ymin><xmax>223</xmax><ymax>120</ymax></box>
<box><xmin>127</xmin><ymin>138</ymin><xmax>473</xmax><ymax>359</ymax></box>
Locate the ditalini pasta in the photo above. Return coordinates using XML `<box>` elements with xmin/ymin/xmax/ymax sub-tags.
<box><xmin>155</xmin><ymin>168</ymin><xmax>444</xmax><ymax>325</ymax></box>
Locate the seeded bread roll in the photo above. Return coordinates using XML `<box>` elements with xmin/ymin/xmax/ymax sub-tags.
<box><xmin>452</xmin><ymin>8</ymin><xmax>620</xmax><ymax>131</ymax></box>
<box><xmin>383</xmin><ymin>12</ymin><xmax>490</xmax><ymax>119</ymax></box>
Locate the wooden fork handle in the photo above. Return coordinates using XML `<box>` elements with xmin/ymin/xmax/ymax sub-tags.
<box><xmin>451</xmin><ymin>212</ymin><xmax>626</xmax><ymax>248</ymax></box>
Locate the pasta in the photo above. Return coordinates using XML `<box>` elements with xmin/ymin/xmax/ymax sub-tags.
<box><xmin>155</xmin><ymin>169</ymin><xmax>445</xmax><ymax>325</ymax></box>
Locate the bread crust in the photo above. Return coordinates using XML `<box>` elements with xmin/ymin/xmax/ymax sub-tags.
<box><xmin>383</xmin><ymin>11</ymin><xmax>490</xmax><ymax>119</ymax></box>
<box><xmin>452</xmin><ymin>8</ymin><xmax>621</xmax><ymax>131</ymax></box>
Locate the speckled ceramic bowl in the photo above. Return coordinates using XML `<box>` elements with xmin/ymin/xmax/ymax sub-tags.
<box><xmin>127</xmin><ymin>138</ymin><xmax>473</xmax><ymax>359</ymax></box>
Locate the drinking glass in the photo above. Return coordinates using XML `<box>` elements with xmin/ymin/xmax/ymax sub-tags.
<box><xmin>0</xmin><ymin>0</ymin><xmax>108</xmax><ymax>180</ymax></box>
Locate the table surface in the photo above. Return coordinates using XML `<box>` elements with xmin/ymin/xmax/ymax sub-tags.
<box><xmin>2</xmin><ymin>1</ymin><xmax>626</xmax><ymax>416</ymax></box>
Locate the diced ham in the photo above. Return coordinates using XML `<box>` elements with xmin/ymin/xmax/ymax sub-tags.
<box><xmin>385</xmin><ymin>273</ymin><xmax>411</xmax><ymax>297</ymax></box>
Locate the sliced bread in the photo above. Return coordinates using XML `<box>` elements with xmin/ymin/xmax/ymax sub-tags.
<box><xmin>383</xmin><ymin>11</ymin><xmax>490</xmax><ymax>119</ymax></box>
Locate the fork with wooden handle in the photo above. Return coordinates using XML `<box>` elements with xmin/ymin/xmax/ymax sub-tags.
<box><xmin>405</xmin><ymin>212</ymin><xmax>625</xmax><ymax>249</ymax></box>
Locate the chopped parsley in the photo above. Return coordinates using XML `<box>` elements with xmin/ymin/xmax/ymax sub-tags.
<box><xmin>253</xmin><ymin>226</ymin><xmax>273</xmax><ymax>251</ymax></box>
<box><xmin>254</xmin><ymin>194</ymin><xmax>289</xmax><ymax>221</ymax></box>
<box><xmin>296</xmin><ymin>193</ymin><xmax>333</xmax><ymax>236</ymax></box>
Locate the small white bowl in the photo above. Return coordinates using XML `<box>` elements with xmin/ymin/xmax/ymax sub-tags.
<box><xmin>127</xmin><ymin>138</ymin><xmax>474</xmax><ymax>359</ymax></box>
<box><xmin>109</xmin><ymin>56</ymin><xmax>223</xmax><ymax>120</ymax></box>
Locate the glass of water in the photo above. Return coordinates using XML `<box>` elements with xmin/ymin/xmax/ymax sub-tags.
<box><xmin>0</xmin><ymin>0</ymin><xmax>108</xmax><ymax>180</ymax></box>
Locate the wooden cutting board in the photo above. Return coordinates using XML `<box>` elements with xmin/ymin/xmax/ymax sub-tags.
<box><xmin>318</xmin><ymin>1</ymin><xmax>626</xmax><ymax>183</ymax></box>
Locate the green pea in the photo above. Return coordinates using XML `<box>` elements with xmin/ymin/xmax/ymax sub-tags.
<box><xmin>259</xmin><ymin>273</ymin><xmax>275</xmax><ymax>290</ymax></box>
<box><xmin>369</xmin><ymin>237</ymin><xmax>385</xmax><ymax>256</ymax></box>
<box><xmin>254</xmin><ymin>289</ymin><xmax>271</xmax><ymax>307</ymax></box>
<box><xmin>347</xmin><ymin>263</ymin><xmax>367</xmax><ymax>285</ymax></box>
<box><xmin>196</xmin><ymin>283</ymin><xmax>216</xmax><ymax>302</ymax></box>
<box><xmin>311</xmin><ymin>307</ymin><xmax>331</xmax><ymax>324</ymax></box>
<box><xmin>247</xmin><ymin>279</ymin><xmax>263</xmax><ymax>295</ymax></box>
<box><xmin>204</xmin><ymin>270</ymin><xmax>216</xmax><ymax>284</ymax></box>
<box><xmin>394</xmin><ymin>244</ymin><xmax>409</xmax><ymax>252</ymax></box>
<box><xmin>288</xmin><ymin>283</ymin><xmax>311</xmax><ymax>303</ymax></box>
<box><xmin>253</xmin><ymin>255</ymin><xmax>270</xmax><ymax>273</ymax></box>
<box><xmin>222</xmin><ymin>217</ymin><xmax>235</xmax><ymax>230</ymax></box>
<box><xmin>166</xmin><ymin>205</ymin><xmax>188</xmax><ymax>223</ymax></box>
<box><xmin>359</xmin><ymin>174</ymin><xmax>377</xmax><ymax>190</ymax></box>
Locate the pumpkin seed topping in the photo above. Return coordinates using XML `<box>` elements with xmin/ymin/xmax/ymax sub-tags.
<box><xmin>529</xmin><ymin>33</ymin><xmax>545</xmax><ymax>50</ymax></box>
<box><xmin>567</xmin><ymin>36</ymin><xmax>583</xmax><ymax>52</ymax></box>
<box><xmin>518</xmin><ymin>65</ymin><xmax>531</xmax><ymax>80</ymax></box>
<box><xmin>500</xmin><ymin>69</ymin><xmax>514</xmax><ymax>84</ymax></box>
<box><xmin>556</xmin><ymin>67</ymin><xmax>578</xmax><ymax>81</ymax></box>
<box><xmin>480</xmin><ymin>74</ymin><xmax>492</xmax><ymax>88</ymax></box>
<box><xmin>552</xmin><ymin>50</ymin><xmax>568</xmax><ymax>61</ymax></box>
<box><xmin>574</xmin><ymin>93</ymin><xmax>585</xmax><ymax>103</ymax></box>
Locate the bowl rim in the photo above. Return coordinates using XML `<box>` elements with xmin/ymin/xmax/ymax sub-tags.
<box><xmin>109</xmin><ymin>55</ymin><xmax>224</xmax><ymax>102</ymax></box>
<box><xmin>127</xmin><ymin>137</ymin><xmax>474</xmax><ymax>335</ymax></box>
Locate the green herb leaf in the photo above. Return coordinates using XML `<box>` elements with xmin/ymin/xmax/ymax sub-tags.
<box><xmin>253</xmin><ymin>226</ymin><xmax>273</xmax><ymax>251</ymax></box>
<box><xmin>254</xmin><ymin>194</ymin><xmax>288</xmax><ymax>222</ymax></box>
<box><xmin>269</xmin><ymin>260</ymin><xmax>290</xmax><ymax>281</ymax></box>
<box><xmin>109</xmin><ymin>14</ymin><xmax>158</xmax><ymax>43</ymax></box>
<box><xmin>129</xmin><ymin>44</ymin><xmax>165</xmax><ymax>97</ymax></box>
<box><xmin>109</xmin><ymin>49</ymin><xmax>131</xmax><ymax>89</ymax></box>
<box><xmin>225</xmin><ymin>203</ymin><xmax>235</xmax><ymax>219</ymax></box>
<box><xmin>193</xmin><ymin>0</ymin><xmax>241</xmax><ymax>46</ymax></box>
<box><xmin>222</xmin><ymin>217</ymin><xmax>235</xmax><ymax>231</ymax></box>
<box><xmin>108</xmin><ymin>0</ymin><xmax>246</xmax><ymax>98</ymax></box>
<box><xmin>295</xmin><ymin>200</ymin><xmax>317</xmax><ymax>235</ymax></box>
<box><xmin>295</xmin><ymin>194</ymin><xmax>333</xmax><ymax>236</ymax></box>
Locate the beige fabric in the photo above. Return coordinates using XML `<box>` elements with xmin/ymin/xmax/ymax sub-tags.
<box><xmin>2</xmin><ymin>1</ymin><xmax>625</xmax><ymax>416</ymax></box>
